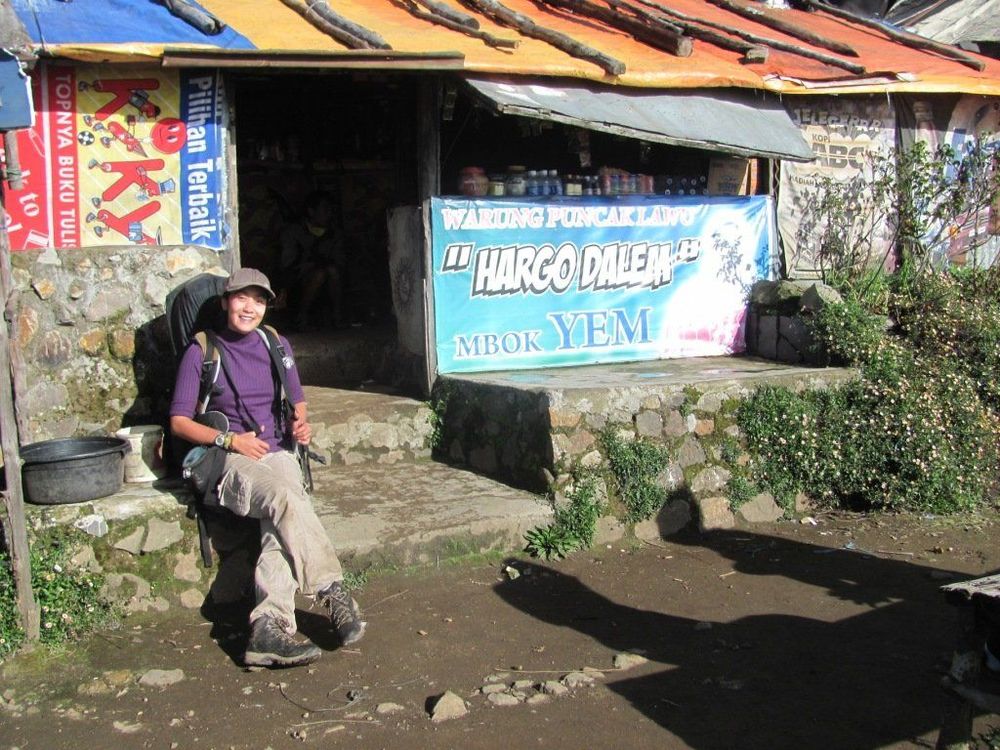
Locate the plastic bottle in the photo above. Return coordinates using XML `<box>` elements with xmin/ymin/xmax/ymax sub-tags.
<box><xmin>526</xmin><ymin>170</ymin><xmax>539</xmax><ymax>197</ymax></box>
<box><xmin>549</xmin><ymin>169</ymin><xmax>562</xmax><ymax>196</ymax></box>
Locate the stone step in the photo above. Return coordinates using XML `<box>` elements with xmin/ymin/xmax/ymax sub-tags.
<box><xmin>308</xmin><ymin>460</ymin><xmax>552</xmax><ymax>568</ymax></box>
<box><xmin>304</xmin><ymin>385</ymin><xmax>435</xmax><ymax>466</ymax></box>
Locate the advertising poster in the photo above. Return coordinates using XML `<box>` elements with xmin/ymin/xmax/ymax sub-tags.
<box><xmin>1</xmin><ymin>63</ymin><xmax>226</xmax><ymax>251</ymax></box>
<box><xmin>777</xmin><ymin>96</ymin><xmax>896</xmax><ymax>277</ymax></box>
<box><xmin>938</xmin><ymin>96</ymin><xmax>1000</xmax><ymax>267</ymax></box>
<box><xmin>431</xmin><ymin>195</ymin><xmax>777</xmax><ymax>374</ymax></box>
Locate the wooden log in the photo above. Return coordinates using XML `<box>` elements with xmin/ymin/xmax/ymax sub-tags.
<box><xmin>402</xmin><ymin>0</ymin><xmax>519</xmax><ymax>48</ymax></box>
<box><xmin>0</xmin><ymin>162</ymin><xmax>40</xmax><ymax>642</ymax></box>
<box><xmin>540</xmin><ymin>0</ymin><xmax>693</xmax><ymax>57</ymax></box>
<box><xmin>413</xmin><ymin>0</ymin><xmax>480</xmax><ymax>29</ymax></box>
<box><xmin>278</xmin><ymin>0</ymin><xmax>372</xmax><ymax>48</ymax></box>
<box><xmin>458</xmin><ymin>0</ymin><xmax>627</xmax><ymax>75</ymax></box>
<box><xmin>304</xmin><ymin>0</ymin><xmax>392</xmax><ymax>49</ymax></box>
<box><xmin>704</xmin><ymin>0</ymin><xmax>858</xmax><ymax>57</ymax></box>
<box><xmin>634</xmin><ymin>0</ymin><xmax>865</xmax><ymax>74</ymax></box>
<box><xmin>803</xmin><ymin>0</ymin><xmax>985</xmax><ymax>71</ymax></box>
<box><xmin>608</xmin><ymin>0</ymin><xmax>767</xmax><ymax>63</ymax></box>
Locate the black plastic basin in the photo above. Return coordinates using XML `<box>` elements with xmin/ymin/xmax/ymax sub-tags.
<box><xmin>21</xmin><ymin>437</ymin><xmax>130</xmax><ymax>505</ymax></box>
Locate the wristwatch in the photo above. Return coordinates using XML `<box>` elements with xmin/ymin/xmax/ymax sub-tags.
<box><xmin>213</xmin><ymin>432</ymin><xmax>226</xmax><ymax>448</ymax></box>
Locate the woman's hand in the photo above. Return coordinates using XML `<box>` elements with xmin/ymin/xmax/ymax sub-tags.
<box><xmin>291</xmin><ymin>402</ymin><xmax>311</xmax><ymax>445</ymax></box>
<box><xmin>231</xmin><ymin>431</ymin><xmax>269</xmax><ymax>460</ymax></box>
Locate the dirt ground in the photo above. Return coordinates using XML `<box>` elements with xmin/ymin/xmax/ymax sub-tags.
<box><xmin>3</xmin><ymin>509</ymin><xmax>1000</xmax><ymax>750</ymax></box>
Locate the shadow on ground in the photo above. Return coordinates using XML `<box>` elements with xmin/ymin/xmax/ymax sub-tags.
<box><xmin>494</xmin><ymin>526</ymin><xmax>986</xmax><ymax>750</ymax></box>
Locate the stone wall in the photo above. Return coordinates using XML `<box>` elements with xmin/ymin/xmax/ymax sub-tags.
<box><xmin>435</xmin><ymin>365</ymin><xmax>856</xmax><ymax>531</ymax></box>
<box><xmin>10</xmin><ymin>245</ymin><xmax>226</xmax><ymax>442</ymax></box>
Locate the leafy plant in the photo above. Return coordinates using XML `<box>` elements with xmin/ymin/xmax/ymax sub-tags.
<box><xmin>795</xmin><ymin>138</ymin><xmax>1000</xmax><ymax>307</ymax></box>
<box><xmin>601</xmin><ymin>429</ymin><xmax>670</xmax><ymax>523</ymax></box>
<box><xmin>524</xmin><ymin>474</ymin><xmax>603</xmax><ymax>560</ymax></box>
<box><xmin>523</xmin><ymin>525</ymin><xmax>579</xmax><ymax>561</ymax></box>
<box><xmin>1</xmin><ymin>527</ymin><xmax>117</xmax><ymax>661</ymax></box>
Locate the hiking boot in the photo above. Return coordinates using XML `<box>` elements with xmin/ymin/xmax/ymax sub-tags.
<box><xmin>319</xmin><ymin>582</ymin><xmax>366</xmax><ymax>645</ymax></box>
<box><xmin>243</xmin><ymin>616</ymin><xmax>322</xmax><ymax>668</ymax></box>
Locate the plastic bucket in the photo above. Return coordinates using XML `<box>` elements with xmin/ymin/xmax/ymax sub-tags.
<box><xmin>21</xmin><ymin>436</ymin><xmax>129</xmax><ymax>504</ymax></box>
<box><xmin>115</xmin><ymin>425</ymin><xmax>167</xmax><ymax>483</ymax></box>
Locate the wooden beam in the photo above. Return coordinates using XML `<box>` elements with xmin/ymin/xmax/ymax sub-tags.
<box><xmin>0</xmin><ymin>154</ymin><xmax>40</xmax><ymax>643</ymax></box>
<box><xmin>458</xmin><ymin>0</ymin><xmax>627</xmax><ymax>75</ymax></box>
<box><xmin>540</xmin><ymin>0</ymin><xmax>693</xmax><ymax>57</ymax></box>
<box><xmin>277</xmin><ymin>0</ymin><xmax>388</xmax><ymax>49</ymax></box>
<box><xmin>608</xmin><ymin>0</ymin><xmax>767</xmax><ymax>63</ymax></box>
<box><xmin>413</xmin><ymin>0</ymin><xmax>480</xmax><ymax>29</ymax></box>
<box><xmin>634</xmin><ymin>0</ymin><xmax>865</xmax><ymax>74</ymax></box>
<box><xmin>402</xmin><ymin>0</ymin><xmax>519</xmax><ymax>49</ymax></box>
<box><xmin>803</xmin><ymin>0</ymin><xmax>985</xmax><ymax>71</ymax></box>
<box><xmin>705</xmin><ymin>0</ymin><xmax>859</xmax><ymax>57</ymax></box>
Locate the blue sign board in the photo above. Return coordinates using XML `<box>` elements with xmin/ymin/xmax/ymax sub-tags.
<box><xmin>430</xmin><ymin>195</ymin><xmax>778</xmax><ymax>373</ymax></box>
<box><xmin>0</xmin><ymin>50</ymin><xmax>33</xmax><ymax>130</ymax></box>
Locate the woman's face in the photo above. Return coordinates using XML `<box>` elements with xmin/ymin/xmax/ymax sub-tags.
<box><xmin>222</xmin><ymin>287</ymin><xmax>268</xmax><ymax>334</ymax></box>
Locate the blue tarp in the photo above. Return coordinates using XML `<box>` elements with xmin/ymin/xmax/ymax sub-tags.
<box><xmin>11</xmin><ymin>0</ymin><xmax>254</xmax><ymax>49</ymax></box>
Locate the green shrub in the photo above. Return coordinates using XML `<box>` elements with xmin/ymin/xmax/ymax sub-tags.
<box><xmin>739</xmin><ymin>278</ymin><xmax>1000</xmax><ymax>513</ymax></box>
<box><xmin>524</xmin><ymin>474</ymin><xmax>604</xmax><ymax>560</ymax></box>
<box><xmin>0</xmin><ymin>527</ymin><xmax>118</xmax><ymax>660</ymax></box>
<box><xmin>601</xmin><ymin>429</ymin><xmax>670</xmax><ymax>523</ymax></box>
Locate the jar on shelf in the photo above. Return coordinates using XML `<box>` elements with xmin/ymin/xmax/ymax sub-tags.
<box><xmin>459</xmin><ymin>167</ymin><xmax>488</xmax><ymax>196</ymax></box>
<box><xmin>488</xmin><ymin>174</ymin><xmax>506</xmax><ymax>196</ymax></box>
<box><xmin>505</xmin><ymin>166</ymin><xmax>527</xmax><ymax>197</ymax></box>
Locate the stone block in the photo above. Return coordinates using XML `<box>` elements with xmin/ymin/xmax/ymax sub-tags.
<box><xmin>469</xmin><ymin>445</ymin><xmax>498</xmax><ymax>474</ymax></box>
<box><xmin>800</xmin><ymin>283</ymin><xmax>843</xmax><ymax>313</ymax></box>
<box><xmin>778</xmin><ymin>315</ymin><xmax>812</xmax><ymax>360</ymax></box>
<box><xmin>634</xmin><ymin>499</ymin><xmax>690</xmax><ymax>539</ymax></box>
<box><xmin>548</xmin><ymin>405</ymin><xmax>581</xmax><ymax>429</ymax></box>
<box><xmin>32</xmin><ymin>278</ymin><xmax>56</xmax><ymax>300</ymax></box>
<box><xmin>39</xmin><ymin>330</ymin><xmax>72</xmax><ymax>367</ymax></box>
<box><xmin>109</xmin><ymin>328</ymin><xmax>135</xmax><ymax>360</ymax></box>
<box><xmin>79</xmin><ymin>328</ymin><xmax>106</xmax><ymax>355</ymax></box>
<box><xmin>677</xmin><ymin>437</ymin><xmax>706</xmax><ymax>468</ymax></box>
<box><xmin>737</xmin><ymin>493</ymin><xmax>784</xmax><ymax>523</ymax></box>
<box><xmin>142</xmin><ymin>519</ymin><xmax>183</xmax><ymax>553</ymax></box>
<box><xmin>698</xmin><ymin>496</ymin><xmax>735</xmax><ymax>531</ymax></box>
<box><xmin>663</xmin><ymin>410</ymin><xmax>686</xmax><ymax>437</ymax></box>
<box><xmin>655</xmin><ymin>463</ymin><xmax>684</xmax><ymax>493</ymax></box>
<box><xmin>694</xmin><ymin>418</ymin><xmax>715</xmax><ymax>437</ymax></box>
<box><xmin>691</xmin><ymin>466</ymin><xmax>731</xmax><ymax>494</ymax></box>
<box><xmin>593</xmin><ymin>515</ymin><xmax>626</xmax><ymax>545</ymax></box>
<box><xmin>15</xmin><ymin>306</ymin><xmax>39</xmax><ymax>349</ymax></box>
<box><xmin>753</xmin><ymin>314</ymin><xmax>779</xmax><ymax>359</ymax></box>
<box><xmin>635</xmin><ymin>410</ymin><xmax>663</xmax><ymax>437</ymax></box>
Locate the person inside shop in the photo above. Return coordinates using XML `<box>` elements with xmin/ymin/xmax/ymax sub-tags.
<box><xmin>169</xmin><ymin>268</ymin><xmax>365</xmax><ymax>668</ymax></box>
<box><xmin>277</xmin><ymin>190</ymin><xmax>347</xmax><ymax>331</ymax></box>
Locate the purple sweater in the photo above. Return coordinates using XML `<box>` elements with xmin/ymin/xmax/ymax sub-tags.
<box><xmin>170</xmin><ymin>328</ymin><xmax>306</xmax><ymax>453</ymax></box>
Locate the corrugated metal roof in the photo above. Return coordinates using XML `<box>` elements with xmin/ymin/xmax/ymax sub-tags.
<box><xmin>887</xmin><ymin>0</ymin><xmax>1000</xmax><ymax>47</ymax></box>
<box><xmin>465</xmin><ymin>76</ymin><xmax>815</xmax><ymax>160</ymax></box>
<box><xmin>3</xmin><ymin>0</ymin><xmax>1000</xmax><ymax>95</ymax></box>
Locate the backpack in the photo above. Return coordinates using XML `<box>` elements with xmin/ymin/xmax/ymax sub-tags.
<box><xmin>165</xmin><ymin>272</ymin><xmax>228</xmax><ymax>363</ymax></box>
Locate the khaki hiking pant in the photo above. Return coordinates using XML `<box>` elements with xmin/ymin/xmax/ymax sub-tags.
<box><xmin>215</xmin><ymin>450</ymin><xmax>343</xmax><ymax>633</ymax></box>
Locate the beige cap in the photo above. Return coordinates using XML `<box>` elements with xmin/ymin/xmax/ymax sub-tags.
<box><xmin>224</xmin><ymin>268</ymin><xmax>275</xmax><ymax>300</ymax></box>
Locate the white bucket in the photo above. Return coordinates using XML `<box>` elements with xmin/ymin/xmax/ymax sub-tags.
<box><xmin>115</xmin><ymin>425</ymin><xmax>167</xmax><ymax>483</ymax></box>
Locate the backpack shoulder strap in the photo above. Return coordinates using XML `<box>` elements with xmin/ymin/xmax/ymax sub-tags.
<box><xmin>193</xmin><ymin>331</ymin><xmax>221</xmax><ymax>415</ymax></box>
<box><xmin>256</xmin><ymin>325</ymin><xmax>293</xmax><ymax>407</ymax></box>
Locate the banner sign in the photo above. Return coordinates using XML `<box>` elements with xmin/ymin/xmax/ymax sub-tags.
<box><xmin>431</xmin><ymin>195</ymin><xmax>777</xmax><ymax>374</ymax></box>
<box><xmin>2</xmin><ymin>63</ymin><xmax>226</xmax><ymax>251</ymax></box>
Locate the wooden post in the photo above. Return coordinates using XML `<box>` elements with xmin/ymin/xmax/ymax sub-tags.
<box><xmin>0</xmin><ymin>138</ymin><xmax>40</xmax><ymax>641</ymax></box>
<box><xmin>416</xmin><ymin>78</ymin><xmax>440</xmax><ymax>398</ymax></box>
